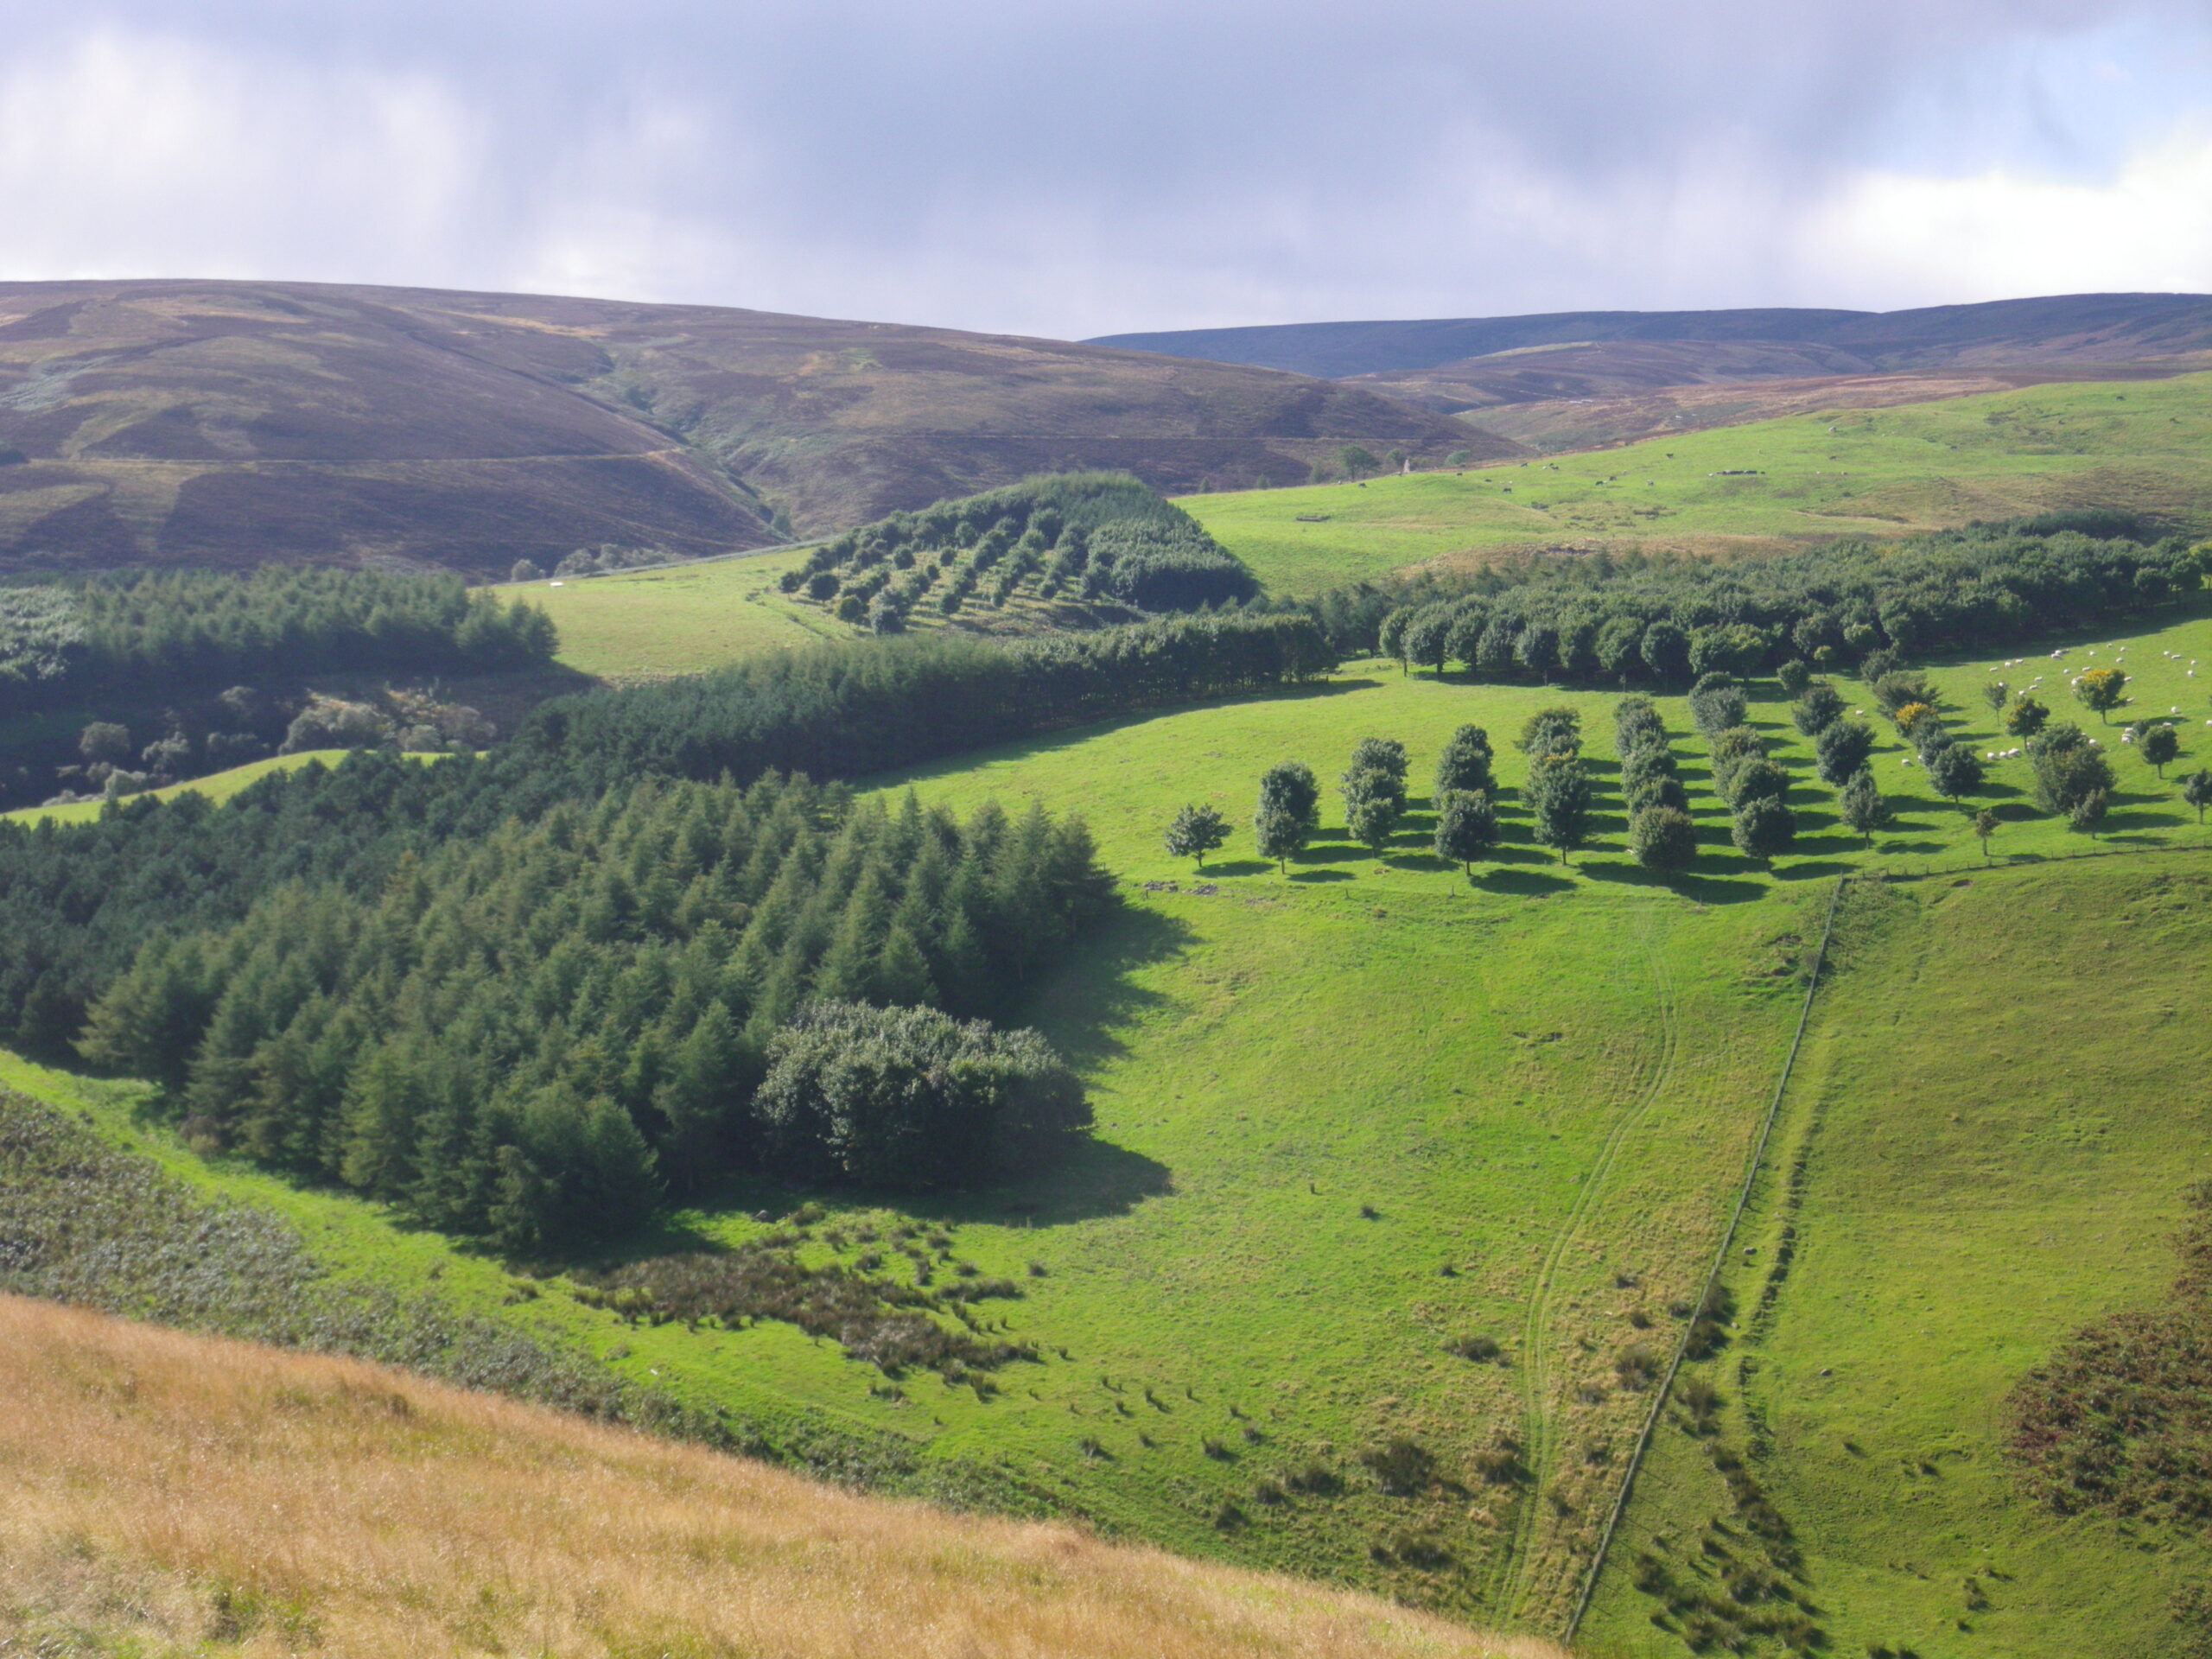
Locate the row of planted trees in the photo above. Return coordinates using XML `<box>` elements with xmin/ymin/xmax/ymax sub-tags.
<box><xmin>1163</xmin><ymin>710</ymin><xmax>1600</xmax><ymax>875</ymax></box>
<box><xmin>1163</xmin><ymin>652</ymin><xmax>2211</xmax><ymax>883</ymax></box>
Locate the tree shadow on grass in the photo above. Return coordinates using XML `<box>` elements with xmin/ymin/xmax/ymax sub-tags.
<box><xmin>1202</xmin><ymin>859</ymin><xmax>1276</xmax><ymax>878</ymax></box>
<box><xmin>1028</xmin><ymin>901</ymin><xmax>1192</xmax><ymax>1073</ymax></box>
<box><xmin>919</xmin><ymin>1136</ymin><xmax>1178</xmax><ymax>1230</ymax></box>
<box><xmin>877</xmin><ymin>677</ymin><xmax>1380</xmax><ymax>789</ymax></box>
<box><xmin>1288</xmin><ymin>868</ymin><xmax>1357</xmax><ymax>882</ymax></box>
<box><xmin>1382</xmin><ymin>850</ymin><xmax>1455</xmax><ymax>874</ymax></box>
<box><xmin>1776</xmin><ymin>859</ymin><xmax>1856</xmax><ymax>880</ymax></box>
<box><xmin>1489</xmin><ymin>841</ymin><xmax>1558</xmax><ymax>866</ymax></box>
<box><xmin>1580</xmin><ymin>861</ymin><xmax>1769</xmax><ymax>904</ymax></box>
<box><xmin>1478</xmin><ymin>866</ymin><xmax>1576</xmax><ymax>895</ymax></box>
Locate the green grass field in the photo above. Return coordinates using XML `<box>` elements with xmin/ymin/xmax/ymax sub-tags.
<box><xmin>490</xmin><ymin>549</ymin><xmax>830</xmax><ymax>680</ymax></box>
<box><xmin>1581</xmin><ymin>861</ymin><xmax>2212</xmax><ymax>1658</ymax></box>
<box><xmin>1181</xmin><ymin>372</ymin><xmax>2212</xmax><ymax>594</ymax></box>
<box><xmin>10</xmin><ymin>602</ymin><xmax>2212</xmax><ymax>1643</ymax></box>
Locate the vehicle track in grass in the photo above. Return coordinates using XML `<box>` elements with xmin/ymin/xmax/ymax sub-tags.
<box><xmin>1492</xmin><ymin>913</ymin><xmax>1682</xmax><ymax>1630</ymax></box>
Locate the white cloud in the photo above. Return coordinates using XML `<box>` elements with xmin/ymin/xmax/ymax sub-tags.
<box><xmin>1800</xmin><ymin>119</ymin><xmax>2212</xmax><ymax>305</ymax></box>
<box><xmin>0</xmin><ymin>29</ymin><xmax>486</xmax><ymax>285</ymax></box>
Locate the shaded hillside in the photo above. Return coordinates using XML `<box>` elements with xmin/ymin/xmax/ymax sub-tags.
<box><xmin>1088</xmin><ymin>293</ymin><xmax>2212</xmax><ymax>379</ymax></box>
<box><xmin>0</xmin><ymin>280</ymin><xmax>1484</xmax><ymax>578</ymax></box>
<box><xmin>0</xmin><ymin>1296</ymin><xmax>1550</xmax><ymax>1659</ymax></box>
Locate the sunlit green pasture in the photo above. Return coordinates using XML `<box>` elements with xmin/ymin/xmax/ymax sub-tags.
<box><xmin>1180</xmin><ymin>372</ymin><xmax>2212</xmax><ymax>594</ymax></box>
<box><xmin>1585</xmin><ymin>861</ymin><xmax>2212</xmax><ymax>1659</ymax></box>
<box><xmin>488</xmin><ymin>548</ymin><xmax>829</xmax><ymax>680</ymax></box>
<box><xmin>11</xmin><ymin>604</ymin><xmax>2212</xmax><ymax>1639</ymax></box>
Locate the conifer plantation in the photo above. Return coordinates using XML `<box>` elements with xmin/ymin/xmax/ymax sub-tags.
<box><xmin>0</xmin><ymin>567</ymin><xmax>557</xmax><ymax>704</ymax></box>
<box><xmin>77</xmin><ymin>776</ymin><xmax>1109</xmax><ymax>1249</ymax></box>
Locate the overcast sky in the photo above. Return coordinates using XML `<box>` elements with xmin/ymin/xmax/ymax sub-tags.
<box><xmin>0</xmin><ymin>1</ymin><xmax>2206</xmax><ymax>338</ymax></box>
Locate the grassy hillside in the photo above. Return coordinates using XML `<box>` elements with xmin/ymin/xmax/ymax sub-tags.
<box><xmin>503</xmin><ymin>547</ymin><xmax>831</xmax><ymax>680</ymax></box>
<box><xmin>0</xmin><ymin>1295</ymin><xmax>1554</xmax><ymax>1659</ymax></box>
<box><xmin>1450</xmin><ymin>363</ymin><xmax>2205</xmax><ymax>458</ymax></box>
<box><xmin>1581</xmin><ymin>862</ymin><xmax>2212</xmax><ymax>1658</ymax></box>
<box><xmin>1182</xmin><ymin>372</ymin><xmax>2212</xmax><ymax>594</ymax></box>
<box><xmin>0</xmin><ymin>279</ymin><xmax>1478</xmax><ymax>578</ymax></box>
<box><xmin>9</xmin><ymin>604</ymin><xmax>2211</xmax><ymax>1640</ymax></box>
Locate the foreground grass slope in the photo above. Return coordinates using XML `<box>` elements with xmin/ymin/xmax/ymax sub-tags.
<box><xmin>1183</xmin><ymin>372</ymin><xmax>2212</xmax><ymax>593</ymax></box>
<box><xmin>1582</xmin><ymin>862</ymin><xmax>2212</xmax><ymax>1658</ymax></box>
<box><xmin>0</xmin><ymin>1296</ymin><xmax>1554</xmax><ymax>1659</ymax></box>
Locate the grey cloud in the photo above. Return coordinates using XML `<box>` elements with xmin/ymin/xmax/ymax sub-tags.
<box><xmin>0</xmin><ymin>0</ymin><xmax>2202</xmax><ymax>334</ymax></box>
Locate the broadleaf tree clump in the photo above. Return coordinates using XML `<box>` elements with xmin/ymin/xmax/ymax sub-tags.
<box><xmin>1270</xmin><ymin>516</ymin><xmax>2206</xmax><ymax>674</ymax></box>
<box><xmin>753</xmin><ymin>1002</ymin><xmax>1088</xmax><ymax>1190</ymax></box>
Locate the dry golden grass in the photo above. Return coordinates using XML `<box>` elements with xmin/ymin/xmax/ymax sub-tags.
<box><xmin>0</xmin><ymin>1295</ymin><xmax>1562</xmax><ymax>1659</ymax></box>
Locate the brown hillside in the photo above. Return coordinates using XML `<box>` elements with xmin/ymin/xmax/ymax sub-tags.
<box><xmin>0</xmin><ymin>1294</ymin><xmax>1555</xmax><ymax>1659</ymax></box>
<box><xmin>0</xmin><ymin>281</ymin><xmax>1490</xmax><ymax>578</ymax></box>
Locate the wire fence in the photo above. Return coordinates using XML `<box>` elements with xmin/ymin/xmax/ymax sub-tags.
<box><xmin>1564</xmin><ymin>874</ymin><xmax>1845</xmax><ymax>1643</ymax></box>
<box><xmin>1561</xmin><ymin>833</ymin><xmax>2212</xmax><ymax>1641</ymax></box>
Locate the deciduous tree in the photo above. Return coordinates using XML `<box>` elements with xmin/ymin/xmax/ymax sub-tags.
<box><xmin>2183</xmin><ymin>768</ymin><xmax>2212</xmax><ymax>824</ymax></box>
<box><xmin>2138</xmin><ymin>721</ymin><xmax>2181</xmax><ymax>777</ymax></box>
<box><xmin>1628</xmin><ymin>804</ymin><xmax>1697</xmax><ymax>873</ymax></box>
<box><xmin>1526</xmin><ymin>753</ymin><xmax>1591</xmax><ymax>864</ymax></box>
<box><xmin>2005</xmin><ymin>695</ymin><xmax>2050</xmax><ymax>739</ymax></box>
<box><xmin>1730</xmin><ymin>794</ymin><xmax>1796</xmax><ymax>866</ymax></box>
<box><xmin>1164</xmin><ymin>804</ymin><xmax>1231</xmax><ymax>872</ymax></box>
<box><xmin>1973</xmin><ymin>808</ymin><xmax>1999</xmax><ymax>862</ymax></box>
<box><xmin>1791</xmin><ymin>683</ymin><xmax>1844</xmax><ymax>737</ymax></box>
<box><xmin>1839</xmin><ymin>766</ymin><xmax>1891</xmax><ymax>846</ymax></box>
<box><xmin>1928</xmin><ymin>742</ymin><xmax>1984</xmax><ymax>805</ymax></box>
<box><xmin>1433</xmin><ymin>725</ymin><xmax>1495</xmax><ymax>796</ymax></box>
<box><xmin>1432</xmin><ymin>789</ymin><xmax>1498</xmax><ymax>874</ymax></box>
<box><xmin>2075</xmin><ymin>665</ymin><xmax>2128</xmax><ymax>723</ymax></box>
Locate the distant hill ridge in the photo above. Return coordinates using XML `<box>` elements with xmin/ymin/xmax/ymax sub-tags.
<box><xmin>0</xmin><ymin>280</ymin><xmax>1486</xmax><ymax>580</ymax></box>
<box><xmin>1087</xmin><ymin>292</ymin><xmax>2212</xmax><ymax>379</ymax></box>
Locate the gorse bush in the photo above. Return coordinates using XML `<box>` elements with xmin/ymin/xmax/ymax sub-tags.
<box><xmin>2011</xmin><ymin>1183</ymin><xmax>2212</xmax><ymax>1529</ymax></box>
<box><xmin>75</xmin><ymin>776</ymin><xmax>1111</xmax><ymax>1249</ymax></box>
<box><xmin>0</xmin><ymin>567</ymin><xmax>556</xmax><ymax>705</ymax></box>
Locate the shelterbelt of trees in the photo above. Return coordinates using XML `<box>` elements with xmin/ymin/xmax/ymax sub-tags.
<box><xmin>1243</xmin><ymin>511</ymin><xmax>2210</xmax><ymax>669</ymax></box>
<box><xmin>0</xmin><ymin>611</ymin><xmax>1323</xmax><ymax>1247</ymax></box>
<box><xmin>785</xmin><ymin>473</ymin><xmax>1260</xmax><ymax>624</ymax></box>
<box><xmin>0</xmin><ymin>567</ymin><xmax>558</xmax><ymax>705</ymax></box>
